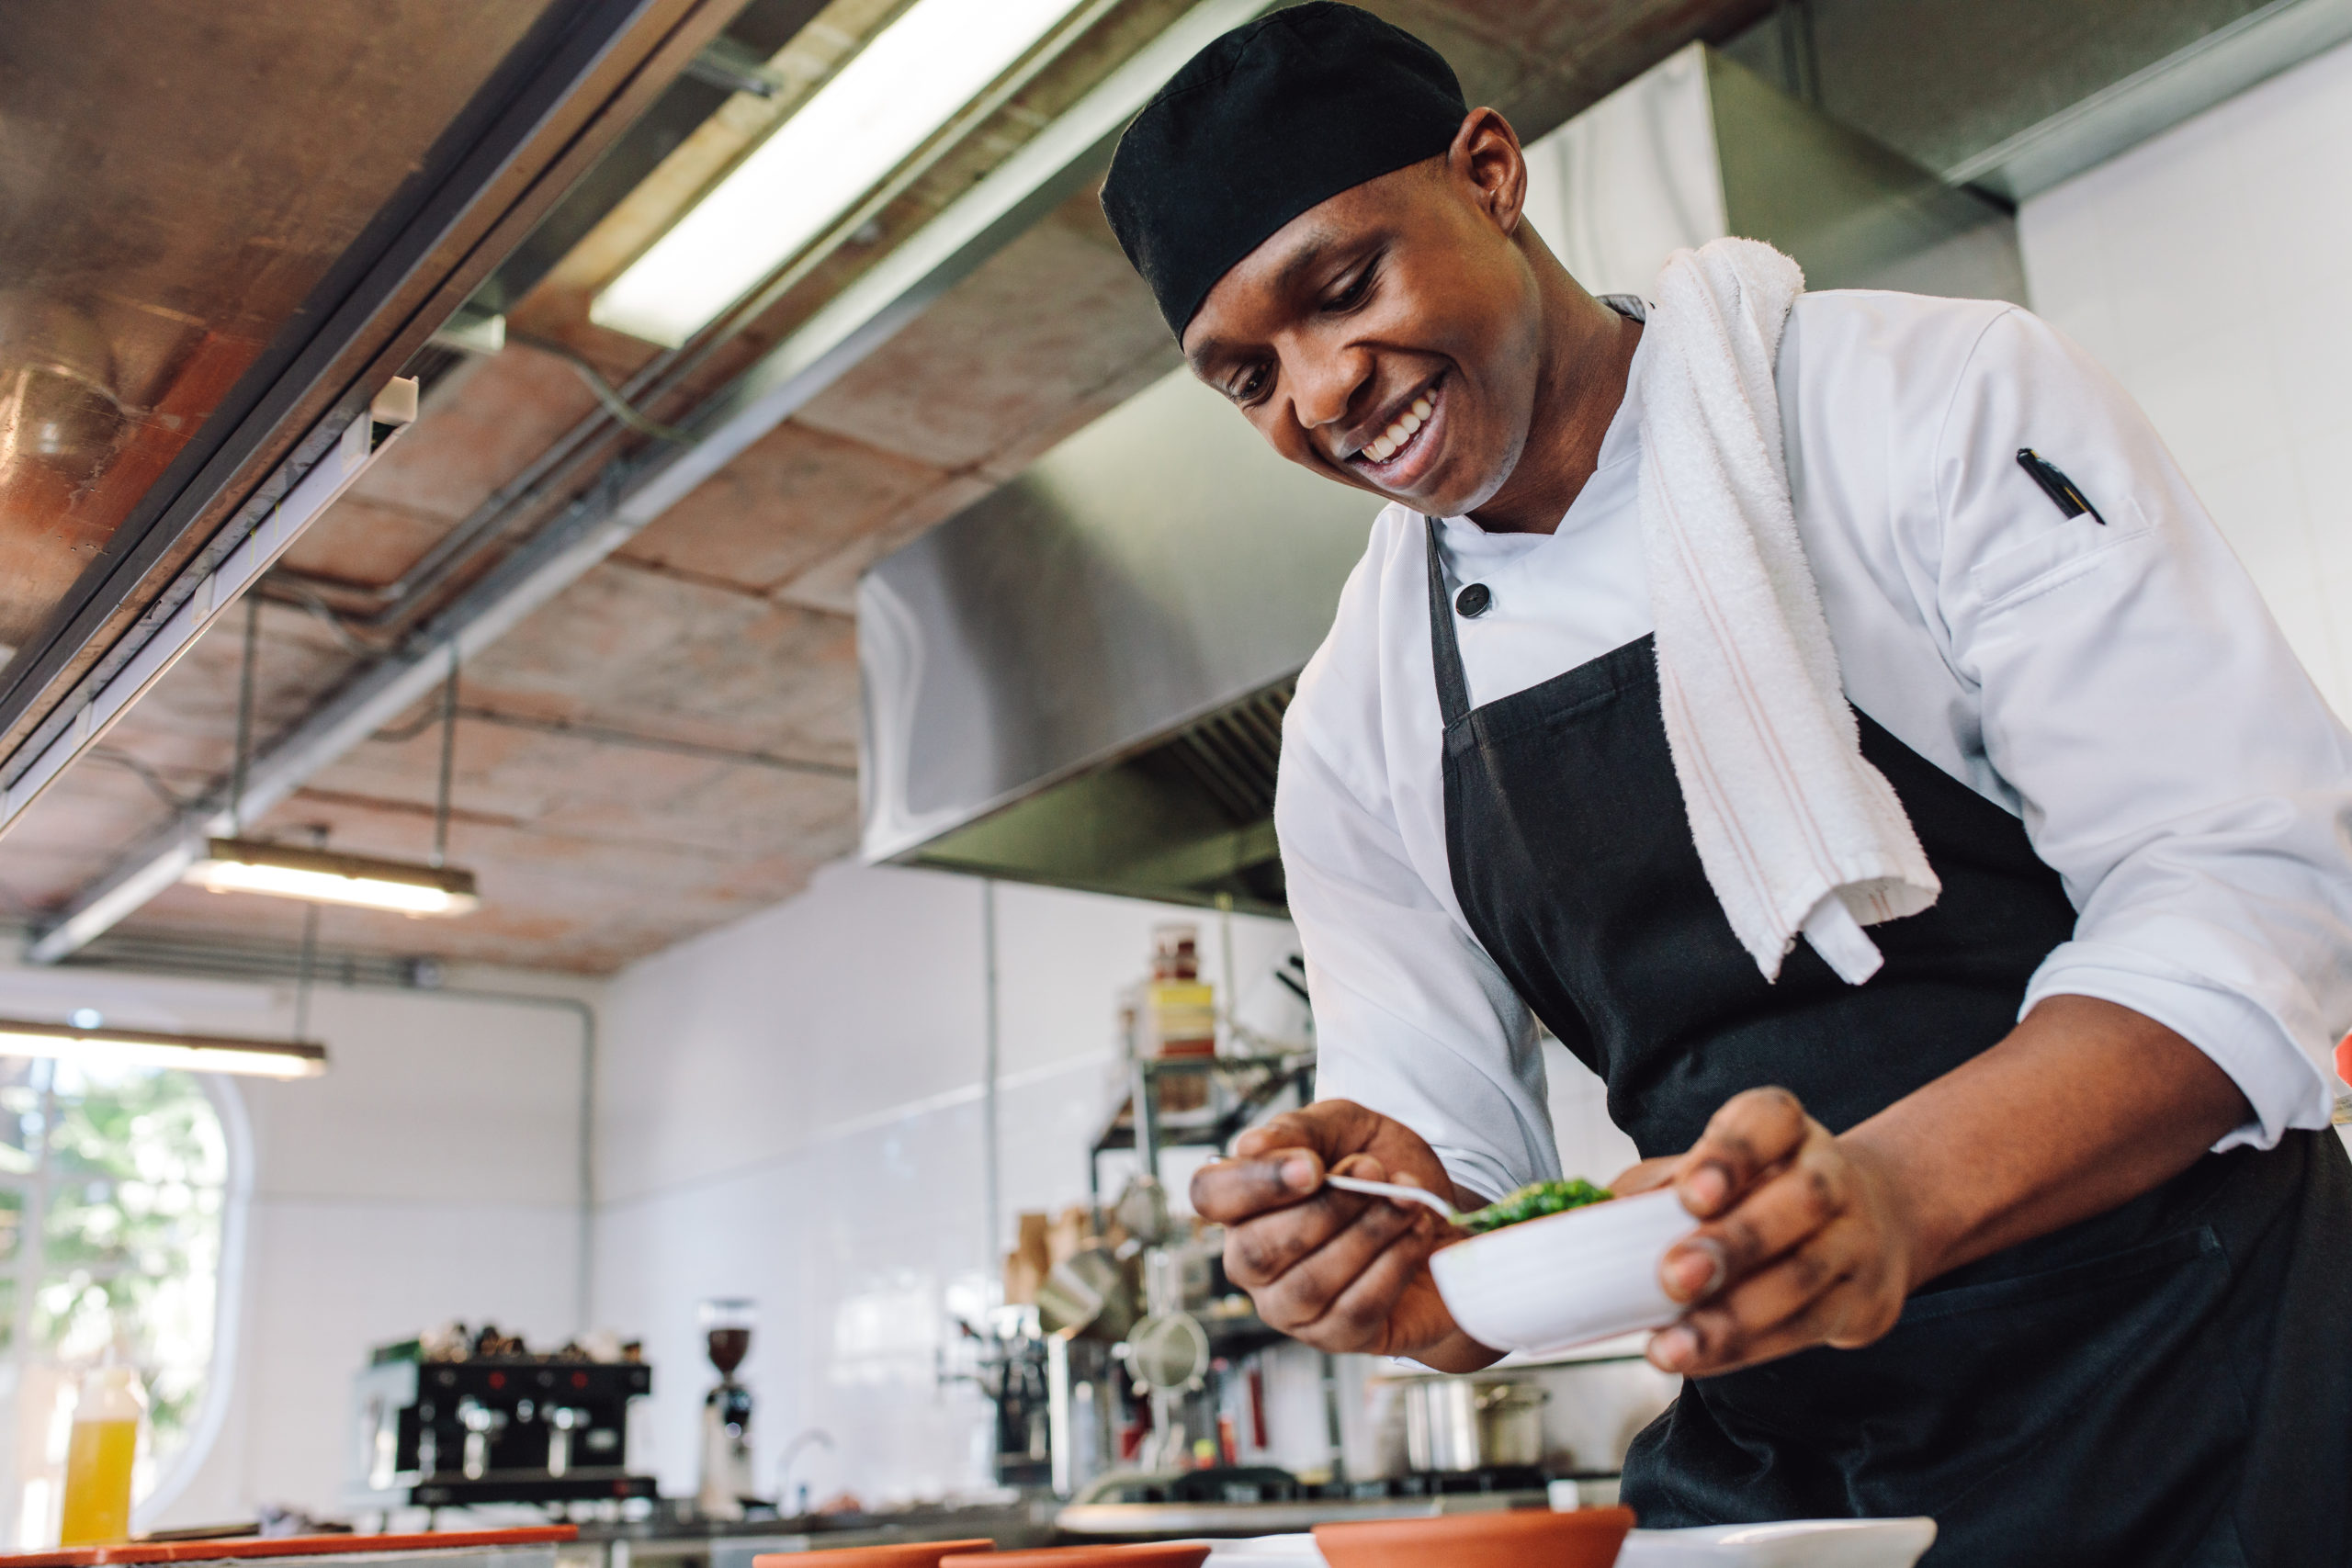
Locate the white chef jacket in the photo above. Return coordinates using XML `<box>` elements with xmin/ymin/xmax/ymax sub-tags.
<box><xmin>1277</xmin><ymin>288</ymin><xmax>2352</xmax><ymax>1202</ymax></box>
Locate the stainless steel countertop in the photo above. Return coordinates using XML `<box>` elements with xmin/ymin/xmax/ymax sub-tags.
<box><xmin>556</xmin><ymin>1505</ymin><xmax>1053</xmax><ymax>1568</ymax></box>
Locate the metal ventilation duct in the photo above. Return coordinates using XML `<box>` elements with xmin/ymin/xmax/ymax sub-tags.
<box><xmin>858</xmin><ymin>47</ymin><xmax>2028</xmax><ymax>912</ymax></box>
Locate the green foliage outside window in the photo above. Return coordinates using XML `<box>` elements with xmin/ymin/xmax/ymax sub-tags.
<box><xmin>2</xmin><ymin>1055</ymin><xmax>230</xmax><ymax>1524</ymax></box>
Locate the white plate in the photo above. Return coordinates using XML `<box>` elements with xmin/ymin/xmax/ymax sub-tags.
<box><xmin>1195</xmin><ymin>1519</ymin><xmax>1936</xmax><ymax>1568</ymax></box>
<box><xmin>1201</xmin><ymin>1535</ymin><xmax>1323</xmax><ymax>1564</ymax></box>
<box><xmin>1618</xmin><ymin>1518</ymin><xmax>1937</xmax><ymax>1568</ymax></box>
<box><xmin>1429</xmin><ymin>1188</ymin><xmax>1696</xmax><ymax>1354</ymax></box>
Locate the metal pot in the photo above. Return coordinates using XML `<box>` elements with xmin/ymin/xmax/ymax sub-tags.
<box><xmin>1402</xmin><ymin>1378</ymin><xmax>1550</xmax><ymax>1472</ymax></box>
<box><xmin>1036</xmin><ymin>1243</ymin><xmax>1136</xmax><ymax>1342</ymax></box>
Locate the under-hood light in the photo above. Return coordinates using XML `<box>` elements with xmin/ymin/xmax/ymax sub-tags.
<box><xmin>0</xmin><ymin>1019</ymin><xmax>325</xmax><ymax>1079</ymax></box>
<box><xmin>184</xmin><ymin>838</ymin><xmax>480</xmax><ymax>917</ymax></box>
<box><xmin>590</xmin><ymin>0</ymin><xmax>1091</xmax><ymax>347</ymax></box>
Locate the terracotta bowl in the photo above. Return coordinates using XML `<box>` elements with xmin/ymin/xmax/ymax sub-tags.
<box><xmin>752</xmin><ymin>1540</ymin><xmax>994</xmax><ymax>1568</ymax></box>
<box><xmin>1314</xmin><ymin>1506</ymin><xmax>1636</xmax><ymax>1568</ymax></box>
<box><xmin>941</xmin><ymin>1547</ymin><xmax>1207</xmax><ymax>1568</ymax></box>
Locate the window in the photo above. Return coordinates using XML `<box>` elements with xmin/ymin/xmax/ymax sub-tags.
<box><xmin>0</xmin><ymin>1056</ymin><xmax>237</xmax><ymax>1547</ymax></box>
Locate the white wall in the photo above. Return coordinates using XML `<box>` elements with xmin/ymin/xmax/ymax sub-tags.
<box><xmin>0</xmin><ymin>959</ymin><xmax>594</xmax><ymax>1529</ymax></box>
<box><xmin>2018</xmin><ymin>35</ymin><xmax>2352</xmax><ymax>717</ymax></box>
<box><xmin>588</xmin><ymin>863</ymin><xmax>1305</xmax><ymax>1506</ymax></box>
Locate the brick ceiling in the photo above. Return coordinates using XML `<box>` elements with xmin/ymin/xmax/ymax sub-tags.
<box><xmin>4</xmin><ymin>0</ymin><xmax>1770</xmax><ymax>973</ymax></box>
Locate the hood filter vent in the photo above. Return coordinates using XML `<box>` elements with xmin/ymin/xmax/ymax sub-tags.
<box><xmin>887</xmin><ymin>676</ymin><xmax>1297</xmax><ymax>913</ymax></box>
<box><xmin>1168</xmin><ymin>683</ymin><xmax>1288</xmax><ymax>826</ymax></box>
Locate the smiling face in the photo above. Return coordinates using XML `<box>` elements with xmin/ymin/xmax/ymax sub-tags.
<box><xmin>1181</xmin><ymin>108</ymin><xmax>1579</xmax><ymax>526</ymax></box>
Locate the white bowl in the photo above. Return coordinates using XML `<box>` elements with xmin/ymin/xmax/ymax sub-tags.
<box><xmin>1619</xmin><ymin>1518</ymin><xmax>1938</xmax><ymax>1568</ymax></box>
<box><xmin>1429</xmin><ymin>1188</ymin><xmax>1698</xmax><ymax>1355</ymax></box>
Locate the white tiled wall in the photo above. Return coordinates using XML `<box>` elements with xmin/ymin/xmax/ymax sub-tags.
<box><xmin>590</xmin><ymin>863</ymin><xmax>1304</xmax><ymax>1506</ymax></box>
<box><xmin>2018</xmin><ymin>36</ymin><xmax>2352</xmax><ymax>716</ymax></box>
<box><xmin>591</xmin><ymin>1091</ymin><xmax>999</xmax><ymax>1507</ymax></box>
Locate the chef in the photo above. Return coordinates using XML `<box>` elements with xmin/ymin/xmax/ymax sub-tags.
<box><xmin>1097</xmin><ymin>5</ymin><xmax>2352</xmax><ymax>1562</ymax></box>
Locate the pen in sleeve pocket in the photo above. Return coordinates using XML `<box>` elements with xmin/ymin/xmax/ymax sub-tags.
<box><xmin>2016</xmin><ymin>447</ymin><xmax>2107</xmax><ymax>524</ymax></box>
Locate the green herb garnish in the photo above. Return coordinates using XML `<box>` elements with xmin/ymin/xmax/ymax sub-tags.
<box><xmin>1454</xmin><ymin>1178</ymin><xmax>1613</xmax><ymax>1234</ymax></box>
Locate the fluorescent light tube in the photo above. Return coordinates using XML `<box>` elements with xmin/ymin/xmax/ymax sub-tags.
<box><xmin>0</xmin><ymin>1019</ymin><xmax>325</xmax><ymax>1079</ymax></box>
<box><xmin>592</xmin><ymin>0</ymin><xmax>1088</xmax><ymax>346</ymax></box>
<box><xmin>184</xmin><ymin>839</ymin><xmax>481</xmax><ymax>917</ymax></box>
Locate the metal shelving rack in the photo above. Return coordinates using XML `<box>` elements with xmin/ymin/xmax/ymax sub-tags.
<box><xmin>1088</xmin><ymin>1051</ymin><xmax>1317</xmax><ymax>1197</ymax></box>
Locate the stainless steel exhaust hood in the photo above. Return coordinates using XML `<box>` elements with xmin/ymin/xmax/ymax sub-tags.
<box><xmin>858</xmin><ymin>46</ymin><xmax>2026</xmax><ymax>912</ymax></box>
<box><xmin>858</xmin><ymin>368</ymin><xmax>1374</xmax><ymax>912</ymax></box>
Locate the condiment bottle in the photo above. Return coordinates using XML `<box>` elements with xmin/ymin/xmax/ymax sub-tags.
<box><xmin>1145</xmin><ymin>924</ymin><xmax>1216</xmax><ymax>1111</ymax></box>
<box><xmin>58</xmin><ymin>1365</ymin><xmax>145</xmax><ymax>1545</ymax></box>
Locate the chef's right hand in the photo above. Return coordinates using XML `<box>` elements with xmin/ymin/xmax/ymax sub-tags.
<box><xmin>1190</xmin><ymin>1099</ymin><xmax>1503</xmax><ymax>1372</ymax></box>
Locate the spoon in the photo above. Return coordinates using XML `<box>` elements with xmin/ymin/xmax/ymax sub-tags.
<box><xmin>1326</xmin><ymin>1172</ymin><xmax>1623</xmax><ymax>1234</ymax></box>
<box><xmin>1324</xmin><ymin>1171</ymin><xmax>1465</xmax><ymax>1224</ymax></box>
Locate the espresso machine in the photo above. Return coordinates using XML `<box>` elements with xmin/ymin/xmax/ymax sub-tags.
<box><xmin>695</xmin><ymin>1298</ymin><xmax>761</xmax><ymax>1517</ymax></box>
<box><xmin>345</xmin><ymin>1324</ymin><xmax>656</xmax><ymax>1511</ymax></box>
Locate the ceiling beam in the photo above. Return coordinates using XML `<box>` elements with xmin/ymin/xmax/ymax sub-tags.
<box><xmin>0</xmin><ymin>0</ymin><xmax>739</xmax><ymax>793</ymax></box>
<box><xmin>0</xmin><ymin>396</ymin><xmax>413</xmax><ymax>840</ymax></box>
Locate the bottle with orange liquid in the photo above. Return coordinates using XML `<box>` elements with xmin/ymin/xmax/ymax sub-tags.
<box><xmin>57</xmin><ymin>1366</ymin><xmax>145</xmax><ymax>1545</ymax></box>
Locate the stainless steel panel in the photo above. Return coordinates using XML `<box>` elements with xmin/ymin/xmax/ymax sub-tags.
<box><xmin>1402</xmin><ymin>1380</ymin><xmax>1486</xmax><ymax>1473</ymax></box>
<box><xmin>1400</xmin><ymin>1379</ymin><xmax>1548</xmax><ymax>1472</ymax></box>
<box><xmin>1706</xmin><ymin>51</ymin><xmax>2028</xmax><ymax>305</ymax></box>
<box><xmin>859</xmin><ymin>368</ymin><xmax>1375</xmax><ymax>863</ymax></box>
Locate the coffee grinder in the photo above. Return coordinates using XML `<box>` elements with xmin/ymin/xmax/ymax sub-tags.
<box><xmin>695</xmin><ymin>1297</ymin><xmax>758</xmax><ymax>1517</ymax></box>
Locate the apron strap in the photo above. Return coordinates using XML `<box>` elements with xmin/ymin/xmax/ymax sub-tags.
<box><xmin>1422</xmin><ymin>515</ymin><xmax>1474</xmax><ymax>729</ymax></box>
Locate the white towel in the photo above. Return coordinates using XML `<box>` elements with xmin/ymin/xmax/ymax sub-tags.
<box><xmin>1636</xmin><ymin>237</ymin><xmax>1939</xmax><ymax>984</ymax></box>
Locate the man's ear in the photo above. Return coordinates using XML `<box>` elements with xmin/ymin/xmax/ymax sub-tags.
<box><xmin>1447</xmin><ymin>107</ymin><xmax>1528</xmax><ymax>238</ymax></box>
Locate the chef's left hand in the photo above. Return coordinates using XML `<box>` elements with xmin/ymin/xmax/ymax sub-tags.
<box><xmin>1611</xmin><ymin>1086</ymin><xmax>1917</xmax><ymax>1377</ymax></box>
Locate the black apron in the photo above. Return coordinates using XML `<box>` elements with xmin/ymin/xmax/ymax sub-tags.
<box><xmin>1420</xmin><ymin>517</ymin><xmax>2352</xmax><ymax>1566</ymax></box>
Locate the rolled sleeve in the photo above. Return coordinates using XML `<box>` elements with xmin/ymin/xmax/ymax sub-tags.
<box><xmin>1276</xmin><ymin>698</ymin><xmax>1559</xmax><ymax>1201</ymax></box>
<box><xmin>2024</xmin><ymin>945</ymin><xmax>2329</xmax><ymax>1152</ymax></box>
<box><xmin>1936</xmin><ymin>309</ymin><xmax>2352</xmax><ymax>1147</ymax></box>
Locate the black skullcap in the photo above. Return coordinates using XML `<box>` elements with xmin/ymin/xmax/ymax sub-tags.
<box><xmin>1102</xmin><ymin>3</ymin><xmax>1466</xmax><ymax>339</ymax></box>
